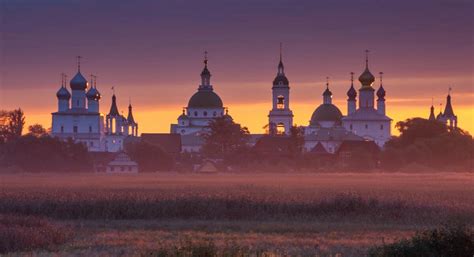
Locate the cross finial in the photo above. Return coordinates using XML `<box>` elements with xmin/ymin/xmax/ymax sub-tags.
<box><xmin>60</xmin><ymin>73</ymin><xmax>65</xmax><ymax>87</ymax></box>
<box><xmin>279</xmin><ymin>42</ymin><xmax>283</xmax><ymax>62</ymax></box>
<box><xmin>350</xmin><ymin>72</ymin><xmax>354</xmax><ymax>85</ymax></box>
<box><xmin>204</xmin><ymin>51</ymin><xmax>208</xmax><ymax>66</ymax></box>
<box><xmin>365</xmin><ymin>50</ymin><xmax>369</xmax><ymax>68</ymax></box>
<box><xmin>182</xmin><ymin>107</ymin><xmax>186</xmax><ymax>115</ymax></box>
<box><xmin>379</xmin><ymin>72</ymin><xmax>384</xmax><ymax>86</ymax></box>
<box><xmin>76</xmin><ymin>56</ymin><xmax>82</xmax><ymax>72</ymax></box>
<box><xmin>326</xmin><ymin>76</ymin><xmax>329</xmax><ymax>88</ymax></box>
<box><xmin>448</xmin><ymin>86</ymin><xmax>452</xmax><ymax>95</ymax></box>
<box><xmin>90</xmin><ymin>74</ymin><xmax>94</xmax><ymax>88</ymax></box>
<box><xmin>64</xmin><ymin>74</ymin><xmax>68</xmax><ymax>86</ymax></box>
<box><xmin>129</xmin><ymin>97</ymin><xmax>132</xmax><ymax>106</ymax></box>
<box><xmin>111</xmin><ymin>86</ymin><xmax>115</xmax><ymax>95</ymax></box>
<box><xmin>431</xmin><ymin>97</ymin><xmax>434</xmax><ymax>106</ymax></box>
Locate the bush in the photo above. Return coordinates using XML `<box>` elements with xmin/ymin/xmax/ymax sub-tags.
<box><xmin>0</xmin><ymin>214</ymin><xmax>72</xmax><ymax>254</ymax></box>
<box><xmin>368</xmin><ymin>225</ymin><xmax>474</xmax><ymax>257</ymax></box>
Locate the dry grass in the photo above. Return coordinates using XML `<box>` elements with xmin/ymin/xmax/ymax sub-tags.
<box><xmin>0</xmin><ymin>172</ymin><xmax>472</xmax><ymax>256</ymax></box>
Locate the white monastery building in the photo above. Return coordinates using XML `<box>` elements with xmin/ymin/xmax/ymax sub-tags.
<box><xmin>51</xmin><ymin>58</ymin><xmax>138</xmax><ymax>152</ymax></box>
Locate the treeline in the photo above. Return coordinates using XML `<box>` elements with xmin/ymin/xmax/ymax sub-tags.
<box><xmin>193</xmin><ymin>116</ymin><xmax>473</xmax><ymax>172</ymax></box>
<box><xmin>0</xmin><ymin>109</ymin><xmax>91</xmax><ymax>172</ymax></box>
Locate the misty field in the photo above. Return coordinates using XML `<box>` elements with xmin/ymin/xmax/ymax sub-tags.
<box><xmin>0</xmin><ymin>172</ymin><xmax>473</xmax><ymax>256</ymax></box>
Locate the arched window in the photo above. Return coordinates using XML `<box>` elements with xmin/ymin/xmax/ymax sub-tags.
<box><xmin>365</xmin><ymin>124</ymin><xmax>368</xmax><ymax>129</ymax></box>
<box><xmin>204</xmin><ymin>111</ymin><xmax>208</xmax><ymax>116</ymax></box>
<box><xmin>89</xmin><ymin>126</ymin><xmax>92</xmax><ymax>133</ymax></box>
<box><xmin>60</xmin><ymin>126</ymin><xmax>64</xmax><ymax>133</ymax></box>
<box><xmin>213</xmin><ymin>111</ymin><xmax>217</xmax><ymax>117</ymax></box>
<box><xmin>111</xmin><ymin>118</ymin><xmax>116</xmax><ymax>134</ymax></box>
<box><xmin>380</xmin><ymin>124</ymin><xmax>383</xmax><ymax>130</ymax></box>
<box><xmin>276</xmin><ymin>123</ymin><xmax>285</xmax><ymax>135</ymax></box>
<box><xmin>349</xmin><ymin>124</ymin><xmax>353</xmax><ymax>130</ymax></box>
<box><xmin>277</xmin><ymin>95</ymin><xmax>285</xmax><ymax>109</ymax></box>
<box><xmin>194</xmin><ymin>111</ymin><xmax>198</xmax><ymax>117</ymax></box>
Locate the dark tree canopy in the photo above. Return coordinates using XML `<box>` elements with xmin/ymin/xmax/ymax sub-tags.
<box><xmin>27</xmin><ymin>124</ymin><xmax>48</xmax><ymax>137</ymax></box>
<box><xmin>0</xmin><ymin>109</ymin><xmax>25</xmax><ymax>143</ymax></box>
<box><xmin>0</xmin><ymin>135</ymin><xmax>91</xmax><ymax>172</ymax></box>
<box><xmin>125</xmin><ymin>141</ymin><xmax>174</xmax><ymax>172</ymax></box>
<box><xmin>383</xmin><ymin>118</ymin><xmax>473</xmax><ymax>170</ymax></box>
<box><xmin>201</xmin><ymin>117</ymin><xmax>250</xmax><ymax>158</ymax></box>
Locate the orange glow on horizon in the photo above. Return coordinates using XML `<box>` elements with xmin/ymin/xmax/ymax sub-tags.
<box><xmin>22</xmin><ymin>100</ymin><xmax>474</xmax><ymax>137</ymax></box>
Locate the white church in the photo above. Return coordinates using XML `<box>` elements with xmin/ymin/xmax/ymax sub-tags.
<box><xmin>51</xmin><ymin>58</ymin><xmax>138</xmax><ymax>152</ymax></box>
<box><xmin>265</xmin><ymin>50</ymin><xmax>392</xmax><ymax>153</ymax></box>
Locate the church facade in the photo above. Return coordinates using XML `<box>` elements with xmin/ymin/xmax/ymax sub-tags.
<box><xmin>51</xmin><ymin>59</ymin><xmax>138</xmax><ymax>152</ymax></box>
<box><xmin>303</xmin><ymin>52</ymin><xmax>392</xmax><ymax>153</ymax></box>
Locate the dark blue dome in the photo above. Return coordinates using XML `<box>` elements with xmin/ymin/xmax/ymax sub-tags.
<box><xmin>70</xmin><ymin>72</ymin><xmax>87</xmax><ymax>90</ymax></box>
<box><xmin>310</xmin><ymin>104</ymin><xmax>343</xmax><ymax>125</ymax></box>
<box><xmin>56</xmin><ymin>87</ymin><xmax>71</xmax><ymax>99</ymax></box>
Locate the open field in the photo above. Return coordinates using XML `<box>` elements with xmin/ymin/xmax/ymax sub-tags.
<box><xmin>0</xmin><ymin>172</ymin><xmax>473</xmax><ymax>256</ymax></box>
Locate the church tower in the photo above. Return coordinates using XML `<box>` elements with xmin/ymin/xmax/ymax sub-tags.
<box><xmin>268</xmin><ymin>44</ymin><xmax>293</xmax><ymax>135</ymax></box>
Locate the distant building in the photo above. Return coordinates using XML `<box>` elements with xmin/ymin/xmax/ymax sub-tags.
<box><xmin>51</xmin><ymin>58</ymin><xmax>138</xmax><ymax>152</ymax></box>
<box><xmin>105</xmin><ymin>151</ymin><xmax>138</xmax><ymax>173</ymax></box>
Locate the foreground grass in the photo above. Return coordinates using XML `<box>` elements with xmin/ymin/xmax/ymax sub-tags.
<box><xmin>0</xmin><ymin>215</ymin><xmax>72</xmax><ymax>254</ymax></box>
<box><xmin>0</xmin><ymin>172</ymin><xmax>472</xmax><ymax>256</ymax></box>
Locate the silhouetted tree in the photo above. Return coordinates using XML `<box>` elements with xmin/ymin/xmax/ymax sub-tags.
<box><xmin>382</xmin><ymin>118</ymin><xmax>473</xmax><ymax>170</ymax></box>
<box><xmin>201</xmin><ymin>117</ymin><xmax>250</xmax><ymax>158</ymax></box>
<box><xmin>0</xmin><ymin>135</ymin><xmax>91</xmax><ymax>172</ymax></box>
<box><xmin>0</xmin><ymin>109</ymin><xmax>25</xmax><ymax>142</ymax></box>
<box><xmin>288</xmin><ymin>125</ymin><xmax>305</xmax><ymax>158</ymax></box>
<box><xmin>125</xmin><ymin>141</ymin><xmax>174</xmax><ymax>172</ymax></box>
<box><xmin>7</xmin><ymin>109</ymin><xmax>25</xmax><ymax>140</ymax></box>
<box><xmin>27</xmin><ymin>124</ymin><xmax>48</xmax><ymax>137</ymax></box>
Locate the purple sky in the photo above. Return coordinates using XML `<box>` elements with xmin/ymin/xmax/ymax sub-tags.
<box><xmin>0</xmin><ymin>0</ymin><xmax>473</xmax><ymax>133</ymax></box>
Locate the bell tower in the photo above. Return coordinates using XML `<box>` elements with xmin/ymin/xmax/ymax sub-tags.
<box><xmin>268</xmin><ymin>44</ymin><xmax>293</xmax><ymax>135</ymax></box>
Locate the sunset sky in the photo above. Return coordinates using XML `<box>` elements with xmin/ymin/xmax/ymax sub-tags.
<box><xmin>1</xmin><ymin>0</ymin><xmax>473</xmax><ymax>134</ymax></box>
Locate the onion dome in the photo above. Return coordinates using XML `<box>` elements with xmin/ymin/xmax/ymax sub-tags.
<box><xmin>70</xmin><ymin>71</ymin><xmax>88</xmax><ymax>90</ymax></box>
<box><xmin>273</xmin><ymin>52</ymin><xmax>289</xmax><ymax>86</ymax></box>
<box><xmin>347</xmin><ymin>72</ymin><xmax>357</xmax><ymax>100</ymax></box>
<box><xmin>359</xmin><ymin>68</ymin><xmax>375</xmax><ymax>87</ymax></box>
<box><xmin>347</xmin><ymin>85</ymin><xmax>357</xmax><ymax>100</ymax></box>
<box><xmin>56</xmin><ymin>86</ymin><xmax>71</xmax><ymax>99</ymax></box>
<box><xmin>310</xmin><ymin>104</ymin><xmax>343</xmax><ymax>126</ymax></box>
<box><xmin>358</xmin><ymin>50</ymin><xmax>375</xmax><ymax>87</ymax></box>
<box><xmin>376</xmin><ymin>72</ymin><xmax>385</xmax><ymax>100</ymax></box>
<box><xmin>188</xmin><ymin>90</ymin><xmax>223</xmax><ymax>108</ymax></box>
<box><xmin>376</xmin><ymin>85</ymin><xmax>386</xmax><ymax>99</ymax></box>
<box><xmin>86</xmin><ymin>87</ymin><xmax>101</xmax><ymax>101</ymax></box>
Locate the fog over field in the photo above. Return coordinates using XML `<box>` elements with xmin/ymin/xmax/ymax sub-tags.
<box><xmin>1</xmin><ymin>172</ymin><xmax>472</xmax><ymax>256</ymax></box>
